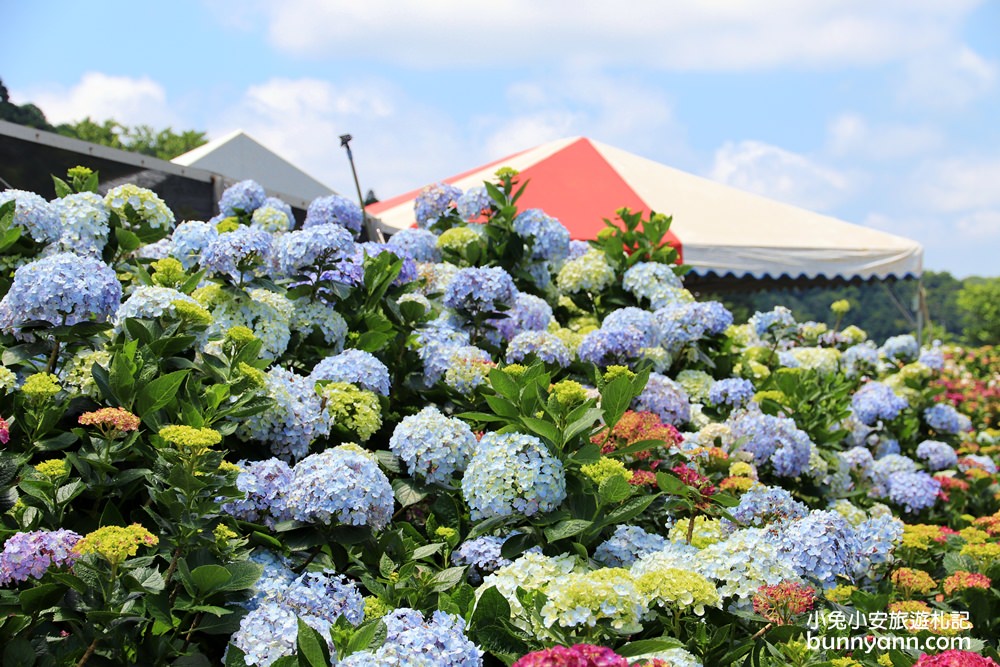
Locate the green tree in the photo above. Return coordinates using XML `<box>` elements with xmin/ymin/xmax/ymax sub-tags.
<box><xmin>957</xmin><ymin>277</ymin><xmax>1000</xmax><ymax>344</ymax></box>
<box><xmin>0</xmin><ymin>78</ymin><xmax>53</xmax><ymax>130</ymax></box>
<box><xmin>56</xmin><ymin>117</ymin><xmax>207</xmax><ymax>160</ymax></box>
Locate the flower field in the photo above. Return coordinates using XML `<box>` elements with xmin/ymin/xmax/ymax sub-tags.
<box><xmin>0</xmin><ymin>167</ymin><xmax>998</xmax><ymax>666</ymax></box>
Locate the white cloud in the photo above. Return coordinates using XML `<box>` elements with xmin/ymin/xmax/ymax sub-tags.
<box><xmin>956</xmin><ymin>210</ymin><xmax>1000</xmax><ymax>239</ymax></box>
<box><xmin>13</xmin><ymin>72</ymin><xmax>177</xmax><ymax>127</ymax></box>
<box><xmin>897</xmin><ymin>45</ymin><xmax>998</xmax><ymax>109</ymax></box>
<box><xmin>709</xmin><ymin>140</ymin><xmax>853</xmax><ymax>211</ymax></box>
<box><xmin>246</xmin><ymin>0</ymin><xmax>980</xmax><ymax>71</ymax></box>
<box><xmin>210</xmin><ymin>77</ymin><xmax>472</xmax><ymax>197</ymax></box>
<box><xmin>479</xmin><ymin>73</ymin><xmax>688</xmax><ymax>162</ymax></box>
<box><xmin>827</xmin><ymin>113</ymin><xmax>943</xmax><ymax>159</ymax></box>
<box><xmin>915</xmin><ymin>157</ymin><xmax>1000</xmax><ymax>212</ymax></box>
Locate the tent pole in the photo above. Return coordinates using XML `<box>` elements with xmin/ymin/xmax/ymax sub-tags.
<box><xmin>883</xmin><ymin>282</ymin><xmax>917</xmax><ymax>329</ymax></box>
<box><xmin>915</xmin><ymin>276</ymin><xmax>925</xmax><ymax>347</ymax></box>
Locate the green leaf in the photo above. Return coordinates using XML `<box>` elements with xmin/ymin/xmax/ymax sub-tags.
<box><xmin>115</xmin><ymin>227</ymin><xmax>142</xmax><ymax>251</ymax></box>
<box><xmin>563</xmin><ymin>407</ymin><xmax>604</xmax><ymax>442</ymax></box>
<box><xmin>2</xmin><ymin>638</ymin><xmax>36</xmax><ymax>667</ymax></box>
<box><xmin>543</xmin><ymin>519</ymin><xmax>592</xmax><ymax>542</ymax></box>
<box><xmin>56</xmin><ymin>480</ymin><xmax>86</xmax><ymax>505</ymax></box>
<box><xmin>569</xmin><ymin>443</ymin><xmax>602</xmax><ymax>465</ymax></box>
<box><xmin>411</xmin><ymin>543</ymin><xmax>445</xmax><ymax>560</ymax></box>
<box><xmin>599</xmin><ymin>375</ymin><xmax>635</xmax><ymax>430</ymax></box>
<box><xmin>296</xmin><ymin>618</ymin><xmax>330</xmax><ymax>667</ymax></box>
<box><xmin>602</xmin><ymin>493</ymin><xmax>658</xmax><ymax>525</ymax></box>
<box><xmin>392</xmin><ymin>478</ymin><xmax>429</xmax><ymax>507</ymax></box>
<box><xmin>656</xmin><ymin>471</ymin><xmax>688</xmax><ymax>495</ymax></box>
<box><xmin>220</xmin><ymin>561</ymin><xmax>263</xmax><ymax>592</ymax></box>
<box><xmin>136</xmin><ymin>369</ymin><xmax>189</xmax><ymax>415</ymax></box>
<box><xmin>499</xmin><ymin>532</ymin><xmax>537</xmax><ymax>560</ymax></box>
<box><xmin>429</xmin><ymin>566</ymin><xmax>467</xmax><ymax>593</ymax></box>
<box><xmin>19</xmin><ymin>583</ymin><xmax>64</xmax><ymax>613</ymax></box>
<box><xmin>520</xmin><ymin>416</ymin><xmax>562</xmax><ymax>446</ymax></box>
<box><xmin>483</xmin><ymin>394</ymin><xmax>519</xmax><ymax>420</ymax></box>
<box><xmin>616</xmin><ymin>638</ymin><xmax>684</xmax><ymax>657</ymax></box>
<box><xmin>346</xmin><ymin>620</ymin><xmax>386</xmax><ymax>656</ymax></box>
<box><xmin>488</xmin><ymin>368</ymin><xmax>519</xmax><ymax>402</ymax></box>
<box><xmin>598</xmin><ymin>475</ymin><xmax>633</xmax><ymax>505</ymax></box>
<box><xmin>373</xmin><ymin>450</ymin><xmax>403</xmax><ymax>474</ymax></box>
<box><xmin>189</xmin><ymin>564</ymin><xmax>232</xmax><ymax>596</ymax></box>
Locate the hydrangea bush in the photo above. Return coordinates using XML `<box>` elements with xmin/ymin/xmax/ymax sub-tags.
<box><xmin>0</xmin><ymin>168</ymin><xmax>995</xmax><ymax>667</ymax></box>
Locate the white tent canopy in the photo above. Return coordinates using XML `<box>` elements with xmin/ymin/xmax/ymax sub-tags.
<box><xmin>173</xmin><ymin>130</ymin><xmax>336</xmax><ymax>209</ymax></box>
<box><xmin>368</xmin><ymin>137</ymin><xmax>923</xmax><ymax>282</ymax></box>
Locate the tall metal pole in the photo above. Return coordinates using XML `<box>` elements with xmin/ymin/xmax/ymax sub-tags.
<box><xmin>339</xmin><ymin>134</ymin><xmax>365</xmax><ymax>213</ymax></box>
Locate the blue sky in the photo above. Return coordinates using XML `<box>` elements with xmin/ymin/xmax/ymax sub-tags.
<box><xmin>5</xmin><ymin>1</ymin><xmax>999</xmax><ymax>276</ymax></box>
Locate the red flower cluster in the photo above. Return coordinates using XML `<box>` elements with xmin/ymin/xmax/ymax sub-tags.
<box><xmin>913</xmin><ymin>650</ymin><xmax>1000</xmax><ymax>667</ymax></box>
<box><xmin>943</xmin><ymin>571</ymin><xmax>991</xmax><ymax>596</ymax></box>
<box><xmin>0</xmin><ymin>415</ymin><xmax>8</xmax><ymax>444</ymax></box>
<box><xmin>512</xmin><ymin>644</ymin><xmax>628</xmax><ymax>667</ymax></box>
<box><xmin>592</xmin><ymin>410</ymin><xmax>682</xmax><ymax>459</ymax></box>
<box><xmin>671</xmin><ymin>463</ymin><xmax>717</xmax><ymax>502</ymax></box>
<box><xmin>752</xmin><ymin>581</ymin><xmax>816</xmax><ymax>625</ymax></box>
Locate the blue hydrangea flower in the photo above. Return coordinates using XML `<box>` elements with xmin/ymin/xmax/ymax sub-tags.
<box><xmin>0</xmin><ymin>529</ymin><xmax>81</xmax><ymax>585</ymax></box>
<box><xmin>304</xmin><ymin>194</ymin><xmax>363</xmax><ymax>236</ymax></box>
<box><xmin>880</xmin><ymin>334</ymin><xmax>919</xmax><ymax>363</ymax></box>
<box><xmin>851</xmin><ymin>381</ymin><xmax>908</xmax><ymax>426</ymax></box>
<box><xmin>490</xmin><ymin>293</ymin><xmax>552</xmax><ymax>342</ymax></box>
<box><xmin>230</xmin><ymin>600</ymin><xmax>303</xmax><ymax>666</ymax></box>
<box><xmin>463</xmin><ymin>432</ymin><xmax>566</xmax><ymax>520</ymax></box>
<box><xmin>709</xmin><ymin>378</ymin><xmax>755</xmax><ymax>409</ymax></box>
<box><xmin>251</xmin><ymin>205</ymin><xmax>292</xmax><ymax>233</ymax></box>
<box><xmin>869</xmin><ymin>454</ymin><xmax>918</xmax><ymax>497</ymax></box>
<box><xmin>444</xmin><ymin>345</ymin><xmax>494</xmax><ymax>394</ymax></box>
<box><xmin>244</xmin><ymin>550</ymin><xmax>297</xmax><ymax>611</ymax></box>
<box><xmin>766</xmin><ymin>510</ymin><xmax>860</xmax><ymax>586</ymax></box>
<box><xmin>622</xmin><ymin>262</ymin><xmax>683</xmax><ymax>301</ymax></box>
<box><xmin>0</xmin><ymin>253</ymin><xmax>122</xmax><ymax>334</ymax></box>
<box><xmin>456</xmin><ymin>186</ymin><xmax>492</xmax><ymax>221</ymax></box>
<box><xmin>698</xmin><ymin>301</ymin><xmax>735</xmax><ymax>335</ymax></box>
<box><xmin>451</xmin><ymin>535</ymin><xmax>514</xmax><ymax>582</ymax></box>
<box><xmin>114</xmin><ymin>286</ymin><xmax>199</xmax><ymax>329</ymax></box>
<box><xmin>577</xmin><ymin>325</ymin><xmax>646</xmax><ymax>368</ymax></box>
<box><xmin>512</xmin><ymin>209</ymin><xmax>570</xmax><ymax>262</ymax></box>
<box><xmin>284</xmin><ymin>570</ymin><xmax>364</xmax><ymax>626</ymax></box>
<box><xmin>841</xmin><ymin>342</ymin><xmax>879</xmax><ymax>377</ymax></box>
<box><xmin>853</xmin><ymin>514</ymin><xmax>904</xmax><ymax>576</ymax></box>
<box><xmin>263</xmin><ymin>197</ymin><xmax>295</xmax><ymax>225</ymax></box>
<box><xmin>414</xmin><ymin>182</ymin><xmax>462</xmax><ymax>228</ymax></box>
<box><xmin>239</xmin><ymin>367</ymin><xmax>331</xmax><ymax>462</ymax></box>
<box><xmin>839</xmin><ymin>446</ymin><xmax>875</xmax><ymax>477</ymax></box>
<box><xmin>443</xmin><ymin>266</ymin><xmax>517</xmax><ymax>316</ymax></box>
<box><xmin>271</xmin><ymin>224</ymin><xmax>355</xmax><ymax>277</ymax></box>
<box><xmin>0</xmin><ymin>189</ymin><xmax>61</xmax><ymax>243</ymax></box>
<box><xmin>923</xmin><ymin>403</ymin><xmax>971</xmax><ymax>434</ymax></box>
<box><xmin>728</xmin><ymin>484</ymin><xmax>808</xmax><ymax>528</ymax></box>
<box><xmin>915</xmin><ymin>440</ymin><xmax>958</xmax><ymax>471</ymax></box>
<box><xmin>728</xmin><ymin>408</ymin><xmax>813</xmax><ymax>477</ymax></box>
<box><xmin>653</xmin><ymin>303</ymin><xmax>706</xmax><ymax>352</ymax></box>
<box><xmin>414</xmin><ymin>322</ymin><xmax>469</xmax><ymax>387</ymax></box>
<box><xmin>632</xmin><ymin>373</ymin><xmax>691</xmax><ymax>425</ymax></box>
<box><xmin>341</xmin><ymin>608</ymin><xmax>481</xmax><ymax>667</ymax></box>
<box><xmin>749</xmin><ymin>306</ymin><xmax>797</xmax><ymax>342</ymax></box>
<box><xmin>389</xmin><ymin>406</ymin><xmax>477</xmax><ymax>485</ymax></box>
<box><xmin>887</xmin><ymin>471</ymin><xmax>940</xmax><ymax>513</ymax></box>
<box><xmin>50</xmin><ymin>191</ymin><xmax>109</xmax><ymax>256</ymax></box>
<box><xmin>603</xmin><ymin>307</ymin><xmax>657</xmax><ymax>346</ymax></box>
<box><xmin>291</xmin><ymin>298</ymin><xmax>348</xmax><ymax>349</ymax></box>
<box><xmin>594</xmin><ymin>525</ymin><xmax>669</xmax><ymax>568</ymax></box>
<box><xmin>505</xmin><ymin>331</ymin><xmax>571</xmax><ymax>367</ymax></box>
<box><xmin>200</xmin><ymin>226</ymin><xmax>273</xmax><ymax>283</ymax></box>
<box><xmin>221</xmin><ymin>458</ymin><xmax>294</xmax><ymax>528</ymax></box>
<box><xmin>104</xmin><ymin>184</ymin><xmax>175</xmax><ymax>231</ymax></box>
<box><xmin>219</xmin><ymin>180</ymin><xmax>267</xmax><ymax>216</ymax></box>
<box><xmin>387</xmin><ymin>228</ymin><xmax>441</xmax><ymax>263</ymax></box>
<box><xmin>311</xmin><ymin>349</ymin><xmax>391</xmax><ymax>396</ymax></box>
<box><xmin>288</xmin><ymin>445</ymin><xmax>393</xmax><ymax>530</ymax></box>
<box><xmin>918</xmin><ymin>344</ymin><xmax>945</xmax><ymax>372</ymax></box>
<box><xmin>170</xmin><ymin>220</ymin><xmax>219</xmax><ymax>269</ymax></box>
